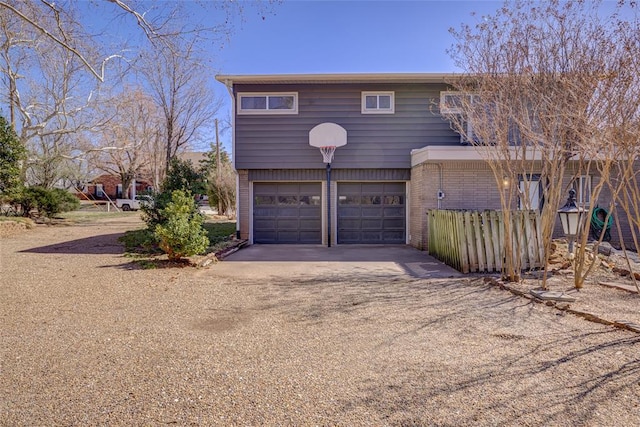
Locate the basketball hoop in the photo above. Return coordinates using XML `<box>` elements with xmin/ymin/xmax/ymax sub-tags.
<box><xmin>308</xmin><ymin>122</ymin><xmax>348</xmax><ymax>247</ymax></box>
<box><xmin>320</xmin><ymin>146</ymin><xmax>336</xmax><ymax>164</ymax></box>
<box><xmin>309</xmin><ymin>122</ymin><xmax>347</xmax><ymax>164</ymax></box>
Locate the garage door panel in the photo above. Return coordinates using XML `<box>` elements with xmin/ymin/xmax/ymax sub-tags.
<box><xmin>383</xmin><ymin>195</ymin><xmax>404</xmax><ymax>205</ymax></box>
<box><xmin>338</xmin><ymin>231</ymin><xmax>361</xmax><ymax>243</ymax></box>
<box><xmin>339</xmin><ymin>207</ymin><xmax>361</xmax><ymax>217</ymax></box>
<box><xmin>361</xmin><ymin>231</ymin><xmax>383</xmax><ymax>242</ymax></box>
<box><xmin>254</xmin><ymin>183</ymin><xmax>322</xmax><ymax>244</ymax></box>
<box><xmin>299</xmin><ymin>183</ymin><xmax>320</xmax><ymax>192</ymax></box>
<box><xmin>383</xmin><ymin>231</ymin><xmax>405</xmax><ymax>242</ymax></box>
<box><xmin>279</xmin><ymin>206</ymin><xmax>304</xmax><ymax>217</ymax></box>
<box><xmin>276</xmin><ymin>219</ymin><xmax>299</xmax><ymax>230</ymax></box>
<box><xmin>362</xmin><ymin>207</ymin><xmax>383</xmax><ymax>217</ymax></box>
<box><xmin>300</xmin><ymin>218</ymin><xmax>321</xmax><ymax>228</ymax></box>
<box><xmin>383</xmin><ymin>218</ymin><xmax>405</xmax><ymax>228</ymax></box>
<box><xmin>278</xmin><ymin>195</ymin><xmax>298</xmax><ymax>205</ymax></box>
<box><xmin>254</xmin><ymin>218</ymin><xmax>276</xmax><ymax>228</ymax></box>
<box><xmin>337</xmin><ymin>182</ymin><xmax>406</xmax><ymax>244</ymax></box>
<box><xmin>339</xmin><ymin>218</ymin><xmax>361</xmax><ymax>229</ymax></box>
<box><xmin>254</xmin><ymin>195</ymin><xmax>276</xmax><ymax>205</ymax></box>
<box><xmin>255</xmin><ymin>184</ymin><xmax>278</xmax><ymax>195</ymax></box>
<box><xmin>383</xmin><ymin>207</ymin><xmax>405</xmax><ymax>216</ymax></box>
<box><xmin>300</xmin><ymin>195</ymin><xmax>321</xmax><ymax>206</ymax></box>
<box><xmin>299</xmin><ymin>207</ymin><xmax>320</xmax><ymax>217</ymax></box>
<box><xmin>362</xmin><ymin>183</ymin><xmax>385</xmax><ymax>192</ymax></box>
<box><xmin>254</xmin><ymin>206</ymin><xmax>277</xmax><ymax>216</ymax></box>
<box><xmin>276</xmin><ymin>231</ymin><xmax>301</xmax><ymax>243</ymax></box>
<box><xmin>299</xmin><ymin>231</ymin><xmax>322</xmax><ymax>241</ymax></box>
<box><xmin>258</xmin><ymin>231</ymin><xmax>277</xmax><ymax>242</ymax></box>
<box><xmin>361</xmin><ymin>219</ymin><xmax>383</xmax><ymax>229</ymax></box>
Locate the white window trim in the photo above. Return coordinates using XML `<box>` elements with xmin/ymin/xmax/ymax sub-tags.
<box><xmin>440</xmin><ymin>91</ymin><xmax>479</xmax><ymax>115</ymax></box>
<box><xmin>237</xmin><ymin>92</ymin><xmax>298</xmax><ymax>115</ymax></box>
<box><xmin>361</xmin><ymin>91</ymin><xmax>395</xmax><ymax>114</ymax></box>
<box><xmin>576</xmin><ymin>175</ymin><xmax>592</xmax><ymax>208</ymax></box>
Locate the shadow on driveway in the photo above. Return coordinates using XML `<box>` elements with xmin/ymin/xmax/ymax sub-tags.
<box><xmin>19</xmin><ymin>233</ymin><xmax>125</xmax><ymax>255</ymax></box>
<box><xmin>219</xmin><ymin>244</ymin><xmax>463</xmax><ymax>279</ymax></box>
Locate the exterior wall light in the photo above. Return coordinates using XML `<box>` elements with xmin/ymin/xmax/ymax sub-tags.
<box><xmin>557</xmin><ymin>188</ymin><xmax>585</xmax><ymax>255</ymax></box>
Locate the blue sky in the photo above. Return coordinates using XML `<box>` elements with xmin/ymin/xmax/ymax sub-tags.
<box><xmin>204</xmin><ymin>0</ymin><xmax>503</xmax><ymax>150</ymax></box>
<box><xmin>81</xmin><ymin>1</ymin><xmax>504</xmax><ymax>151</ymax></box>
<box><xmin>215</xmin><ymin>0</ymin><xmax>503</xmax><ymax>75</ymax></box>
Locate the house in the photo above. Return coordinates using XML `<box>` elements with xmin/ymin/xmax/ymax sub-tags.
<box><xmin>79</xmin><ymin>174</ymin><xmax>153</xmax><ymax>201</ymax></box>
<box><xmin>215</xmin><ymin>73</ymin><xmax>628</xmax><ymax>248</ymax></box>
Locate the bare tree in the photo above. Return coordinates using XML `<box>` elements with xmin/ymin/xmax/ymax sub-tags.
<box><xmin>587</xmin><ymin>14</ymin><xmax>640</xmax><ymax>292</ymax></box>
<box><xmin>139</xmin><ymin>37</ymin><xmax>221</xmax><ymax>175</ymax></box>
<box><xmin>1</xmin><ymin>0</ymin><xmax>277</xmax><ymax>194</ymax></box>
<box><xmin>0</xmin><ymin>0</ymin><xmax>277</xmax><ymax>82</ymax></box>
<box><xmin>93</xmin><ymin>87</ymin><xmax>163</xmax><ymax>197</ymax></box>
<box><xmin>447</xmin><ymin>0</ymin><xmax>628</xmax><ymax>284</ymax></box>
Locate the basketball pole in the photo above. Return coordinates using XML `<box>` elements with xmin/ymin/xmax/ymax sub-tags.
<box><xmin>309</xmin><ymin>122</ymin><xmax>346</xmax><ymax>248</ymax></box>
<box><xmin>326</xmin><ymin>161</ymin><xmax>331</xmax><ymax>248</ymax></box>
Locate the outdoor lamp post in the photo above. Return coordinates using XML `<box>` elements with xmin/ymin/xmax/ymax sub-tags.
<box><xmin>557</xmin><ymin>188</ymin><xmax>585</xmax><ymax>255</ymax></box>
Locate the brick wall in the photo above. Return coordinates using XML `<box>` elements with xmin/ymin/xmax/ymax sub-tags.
<box><xmin>409</xmin><ymin>161</ymin><xmax>509</xmax><ymax>250</ymax></box>
<box><xmin>410</xmin><ymin>160</ymin><xmax>637</xmax><ymax>251</ymax></box>
<box><xmin>237</xmin><ymin>170</ymin><xmax>250</xmax><ymax>240</ymax></box>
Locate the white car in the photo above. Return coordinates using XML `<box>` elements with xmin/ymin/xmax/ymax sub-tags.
<box><xmin>115</xmin><ymin>195</ymin><xmax>153</xmax><ymax>211</ymax></box>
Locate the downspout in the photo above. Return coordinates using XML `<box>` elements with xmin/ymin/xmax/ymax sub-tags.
<box><xmin>436</xmin><ymin>162</ymin><xmax>443</xmax><ymax>209</ymax></box>
<box><xmin>223</xmin><ymin>79</ymin><xmax>240</xmax><ymax>239</ymax></box>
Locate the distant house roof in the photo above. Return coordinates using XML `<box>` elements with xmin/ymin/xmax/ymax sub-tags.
<box><xmin>178</xmin><ymin>151</ymin><xmax>208</xmax><ymax>166</ymax></box>
<box><xmin>215</xmin><ymin>73</ymin><xmax>456</xmax><ymax>85</ymax></box>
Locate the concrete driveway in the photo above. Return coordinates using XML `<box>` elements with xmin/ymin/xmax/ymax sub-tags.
<box><xmin>215</xmin><ymin>244</ymin><xmax>463</xmax><ymax>280</ymax></box>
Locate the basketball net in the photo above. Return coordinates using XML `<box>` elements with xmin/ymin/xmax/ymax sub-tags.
<box><xmin>320</xmin><ymin>146</ymin><xmax>336</xmax><ymax>164</ymax></box>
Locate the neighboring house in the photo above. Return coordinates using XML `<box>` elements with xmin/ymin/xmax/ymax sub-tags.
<box><xmin>215</xmin><ymin>73</ymin><xmax>626</xmax><ymax>248</ymax></box>
<box><xmin>178</xmin><ymin>151</ymin><xmax>208</xmax><ymax>167</ymax></box>
<box><xmin>79</xmin><ymin>174</ymin><xmax>153</xmax><ymax>201</ymax></box>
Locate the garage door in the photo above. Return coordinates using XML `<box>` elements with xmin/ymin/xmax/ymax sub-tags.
<box><xmin>337</xmin><ymin>182</ymin><xmax>406</xmax><ymax>244</ymax></box>
<box><xmin>253</xmin><ymin>183</ymin><xmax>322</xmax><ymax>244</ymax></box>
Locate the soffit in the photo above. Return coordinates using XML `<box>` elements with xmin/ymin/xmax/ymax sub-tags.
<box><xmin>215</xmin><ymin>73</ymin><xmax>457</xmax><ymax>85</ymax></box>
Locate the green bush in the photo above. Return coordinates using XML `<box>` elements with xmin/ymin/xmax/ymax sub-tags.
<box><xmin>154</xmin><ymin>190</ymin><xmax>209</xmax><ymax>261</ymax></box>
<box><xmin>11</xmin><ymin>187</ymin><xmax>36</xmax><ymax>217</ymax></box>
<box><xmin>162</xmin><ymin>157</ymin><xmax>206</xmax><ymax>195</ymax></box>
<box><xmin>10</xmin><ymin>187</ymin><xmax>80</xmax><ymax>218</ymax></box>
<box><xmin>0</xmin><ymin>115</ymin><xmax>26</xmax><ymax>199</ymax></box>
<box><xmin>141</xmin><ymin>158</ymin><xmax>204</xmax><ymax>229</ymax></box>
<box><xmin>48</xmin><ymin>188</ymin><xmax>80</xmax><ymax>215</ymax></box>
<box><xmin>140</xmin><ymin>190</ymin><xmax>172</xmax><ymax>230</ymax></box>
<box><xmin>118</xmin><ymin>228</ymin><xmax>160</xmax><ymax>254</ymax></box>
<box><xmin>202</xmin><ymin>221</ymin><xmax>236</xmax><ymax>244</ymax></box>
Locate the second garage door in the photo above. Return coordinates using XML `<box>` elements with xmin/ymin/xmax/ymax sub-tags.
<box><xmin>337</xmin><ymin>182</ymin><xmax>406</xmax><ymax>244</ymax></box>
<box><xmin>253</xmin><ymin>182</ymin><xmax>322</xmax><ymax>244</ymax></box>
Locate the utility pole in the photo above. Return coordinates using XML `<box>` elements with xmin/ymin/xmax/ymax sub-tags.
<box><xmin>215</xmin><ymin>118</ymin><xmax>221</xmax><ymax>214</ymax></box>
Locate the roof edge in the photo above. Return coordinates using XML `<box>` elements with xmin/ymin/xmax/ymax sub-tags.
<box><xmin>215</xmin><ymin>72</ymin><xmax>458</xmax><ymax>85</ymax></box>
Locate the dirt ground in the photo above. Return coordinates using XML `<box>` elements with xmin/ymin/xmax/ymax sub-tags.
<box><xmin>1</xmin><ymin>216</ymin><xmax>640</xmax><ymax>426</ymax></box>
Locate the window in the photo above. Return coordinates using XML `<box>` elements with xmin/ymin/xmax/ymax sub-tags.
<box><xmin>440</xmin><ymin>91</ymin><xmax>465</xmax><ymax>114</ymax></box>
<box><xmin>575</xmin><ymin>175</ymin><xmax>591</xmax><ymax>208</ymax></box>
<box><xmin>95</xmin><ymin>184</ymin><xmax>104</xmax><ymax>198</ymax></box>
<box><xmin>361</xmin><ymin>91</ymin><xmax>394</xmax><ymax>114</ymax></box>
<box><xmin>441</xmin><ymin>91</ymin><xmax>481</xmax><ymax>144</ymax></box>
<box><xmin>237</xmin><ymin>92</ymin><xmax>298</xmax><ymax>114</ymax></box>
<box><xmin>518</xmin><ymin>174</ymin><xmax>543</xmax><ymax>210</ymax></box>
<box><xmin>456</xmin><ymin>115</ymin><xmax>478</xmax><ymax>145</ymax></box>
<box><xmin>440</xmin><ymin>91</ymin><xmax>479</xmax><ymax>114</ymax></box>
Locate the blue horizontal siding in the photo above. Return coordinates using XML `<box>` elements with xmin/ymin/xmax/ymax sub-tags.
<box><xmin>234</xmin><ymin>82</ymin><xmax>461</xmax><ymax>169</ymax></box>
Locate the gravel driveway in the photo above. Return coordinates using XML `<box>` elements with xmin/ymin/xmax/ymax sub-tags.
<box><xmin>1</xmin><ymin>216</ymin><xmax>640</xmax><ymax>426</ymax></box>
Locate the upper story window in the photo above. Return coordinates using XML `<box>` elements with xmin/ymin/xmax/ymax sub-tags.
<box><xmin>440</xmin><ymin>91</ymin><xmax>480</xmax><ymax>114</ymax></box>
<box><xmin>440</xmin><ymin>91</ymin><xmax>465</xmax><ymax>114</ymax></box>
<box><xmin>361</xmin><ymin>91</ymin><xmax>394</xmax><ymax>114</ymax></box>
<box><xmin>237</xmin><ymin>92</ymin><xmax>298</xmax><ymax>115</ymax></box>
